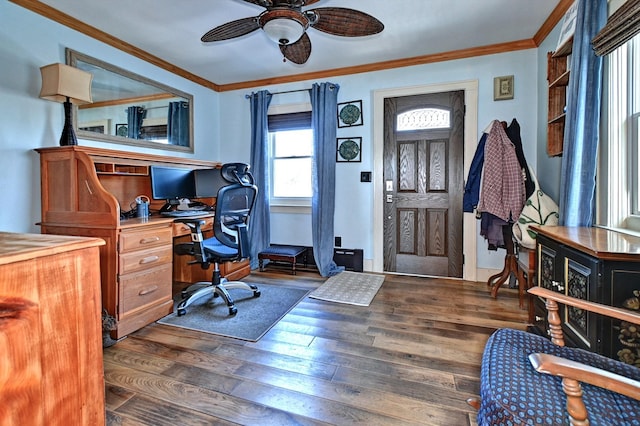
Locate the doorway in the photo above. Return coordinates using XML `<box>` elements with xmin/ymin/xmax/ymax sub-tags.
<box><xmin>373</xmin><ymin>81</ymin><xmax>479</xmax><ymax>280</ymax></box>
<box><xmin>383</xmin><ymin>91</ymin><xmax>464</xmax><ymax>277</ymax></box>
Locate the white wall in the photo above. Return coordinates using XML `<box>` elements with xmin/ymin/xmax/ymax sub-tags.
<box><xmin>0</xmin><ymin>2</ymin><xmax>220</xmax><ymax>233</ymax></box>
<box><xmin>218</xmin><ymin>49</ymin><xmax>540</xmax><ymax>274</ymax></box>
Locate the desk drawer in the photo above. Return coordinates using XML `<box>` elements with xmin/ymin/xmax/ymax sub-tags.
<box><xmin>120</xmin><ymin>227</ymin><xmax>173</xmax><ymax>253</ymax></box>
<box><xmin>172</xmin><ymin>217</ymin><xmax>213</xmax><ymax>237</ymax></box>
<box><xmin>119</xmin><ymin>245</ymin><xmax>172</xmax><ymax>275</ymax></box>
<box><xmin>119</xmin><ymin>263</ymin><xmax>172</xmax><ymax>315</ymax></box>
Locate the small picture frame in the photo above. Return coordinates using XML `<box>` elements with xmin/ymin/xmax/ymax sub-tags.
<box><xmin>336</xmin><ymin>137</ymin><xmax>362</xmax><ymax>162</ymax></box>
<box><xmin>337</xmin><ymin>100</ymin><xmax>363</xmax><ymax>127</ymax></box>
<box><xmin>493</xmin><ymin>75</ymin><xmax>514</xmax><ymax>101</ymax></box>
<box><xmin>556</xmin><ymin>1</ymin><xmax>577</xmax><ymax>54</ymax></box>
<box><xmin>115</xmin><ymin>123</ymin><xmax>128</xmax><ymax>137</ymax></box>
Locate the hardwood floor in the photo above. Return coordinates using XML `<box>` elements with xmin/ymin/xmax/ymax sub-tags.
<box><xmin>104</xmin><ymin>271</ymin><xmax>529</xmax><ymax>425</ymax></box>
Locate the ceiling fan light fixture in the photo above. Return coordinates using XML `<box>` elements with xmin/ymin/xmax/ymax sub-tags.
<box><xmin>259</xmin><ymin>9</ymin><xmax>308</xmax><ymax>45</ymax></box>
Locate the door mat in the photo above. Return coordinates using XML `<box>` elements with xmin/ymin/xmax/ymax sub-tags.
<box><xmin>157</xmin><ymin>283</ymin><xmax>310</xmax><ymax>342</ymax></box>
<box><xmin>309</xmin><ymin>271</ymin><xmax>385</xmax><ymax>306</ymax></box>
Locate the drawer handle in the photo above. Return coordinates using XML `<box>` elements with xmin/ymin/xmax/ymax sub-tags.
<box><xmin>138</xmin><ymin>285</ymin><xmax>158</xmax><ymax>296</ymax></box>
<box><xmin>140</xmin><ymin>236</ymin><xmax>160</xmax><ymax>245</ymax></box>
<box><xmin>139</xmin><ymin>255</ymin><xmax>160</xmax><ymax>265</ymax></box>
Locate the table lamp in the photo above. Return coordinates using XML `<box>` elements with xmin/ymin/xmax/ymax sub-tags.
<box><xmin>39</xmin><ymin>63</ymin><xmax>93</xmax><ymax>146</ymax></box>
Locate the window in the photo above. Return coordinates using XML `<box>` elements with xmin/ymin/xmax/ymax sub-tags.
<box><xmin>396</xmin><ymin>107</ymin><xmax>451</xmax><ymax>131</ymax></box>
<box><xmin>597</xmin><ymin>32</ymin><xmax>640</xmax><ymax>233</ymax></box>
<box><xmin>268</xmin><ymin>110</ymin><xmax>313</xmax><ymax>206</ymax></box>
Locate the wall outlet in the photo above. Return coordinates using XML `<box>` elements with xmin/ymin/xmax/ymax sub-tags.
<box><xmin>335</xmin><ymin>236</ymin><xmax>342</xmax><ymax>247</ymax></box>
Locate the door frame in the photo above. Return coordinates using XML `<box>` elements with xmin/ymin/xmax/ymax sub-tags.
<box><xmin>372</xmin><ymin>80</ymin><xmax>479</xmax><ymax>281</ymax></box>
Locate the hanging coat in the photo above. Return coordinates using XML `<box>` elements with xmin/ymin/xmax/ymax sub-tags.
<box><xmin>463</xmin><ymin>132</ymin><xmax>488</xmax><ymax>213</ymax></box>
<box><xmin>477</xmin><ymin>120</ymin><xmax>526</xmax><ymax>223</ymax></box>
<box><xmin>506</xmin><ymin>118</ymin><xmax>535</xmax><ymax>199</ymax></box>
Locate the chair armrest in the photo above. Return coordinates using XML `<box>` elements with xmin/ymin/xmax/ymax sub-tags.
<box><xmin>529</xmin><ymin>353</ymin><xmax>640</xmax><ymax>400</ymax></box>
<box><xmin>528</xmin><ymin>287</ymin><xmax>640</xmax><ymax>325</ymax></box>
<box><xmin>175</xmin><ymin>218</ymin><xmax>207</xmax><ymax>226</ymax></box>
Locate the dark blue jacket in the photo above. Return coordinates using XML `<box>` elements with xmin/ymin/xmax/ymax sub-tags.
<box><xmin>463</xmin><ymin>132</ymin><xmax>487</xmax><ymax>212</ymax></box>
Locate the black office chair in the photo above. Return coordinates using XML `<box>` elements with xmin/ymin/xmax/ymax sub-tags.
<box><xmin>174</xmin><ymin>163</ymin><xmax>260</xmax><ymax>316</ymax></box>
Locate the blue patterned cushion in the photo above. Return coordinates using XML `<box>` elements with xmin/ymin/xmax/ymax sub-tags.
<box><xmin>479</xmin><ymin>328</ymin><xmax>640</xmax><ymax>425</ymax></box>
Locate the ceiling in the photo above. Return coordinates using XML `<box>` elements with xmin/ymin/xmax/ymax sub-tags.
<box><xmin>26</xmin><ymin>0</ymin><xmax>567</xmax><ymax>91</ymax></box>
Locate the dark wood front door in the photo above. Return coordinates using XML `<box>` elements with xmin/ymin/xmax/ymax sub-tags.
<box><xmin>383</xmin><ymin>91</ymin><xmax>465</xmax><ymax>277</ymax></box>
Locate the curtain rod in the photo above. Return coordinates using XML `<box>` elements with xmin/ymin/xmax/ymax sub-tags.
<box><xmin>245</xmin><ymin>88</ymin><xmax>310</xmax><ymax>99</ymax></box>
<box><xmin>244</xmin><ymin>84</ymin><xmax>336</xmax><ymax>98</ymax></box>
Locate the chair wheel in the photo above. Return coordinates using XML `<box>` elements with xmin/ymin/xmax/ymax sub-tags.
<box><xmin>254</xmin><ymin>290</ymin><xmax>261</xmax><ymax>298</ymax></box>
<box><xmin>177</xmin><ymin>308</ymin><xmax>186</xmax><ymax>316</ymax></box>
<box><xmin>228</xmin><ymin>306</ymin><xmax>238</xmax><ymax>315</ymax></box>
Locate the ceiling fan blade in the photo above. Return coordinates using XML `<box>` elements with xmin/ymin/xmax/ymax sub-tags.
<box><xmin>279</xmin><ymin>32</ymin><xmax>312</xmax><ymax>64</ymax></box>
<box><xmin>308</xmin><ymin>7</ymin><xmax>384</xmax><ymax>37</ymax></box>
<box><xmin>201</xmin><ymin>17</ymin><xmax>260</xmax><ymax>42</ymax></box>
<box><xmin>241</xmin><ymin>0</ymin><xmax>321</xmax><ymax>7</ymax></box>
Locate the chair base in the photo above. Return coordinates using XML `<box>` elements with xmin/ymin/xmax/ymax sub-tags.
<box><xmin>176</xmin><ymin>278</ymin><xmax>260</xmax><ymax>316</ymax></box>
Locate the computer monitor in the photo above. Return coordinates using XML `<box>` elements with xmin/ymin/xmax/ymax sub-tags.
<box><xmin>193</xmin><ymin>168</ymin><xmax>229</xmax><ymax>198</ymax></box>
<box><xmin>149</xmin><ymin>165</ymin><xmax>196</xmax><ymax>202</ymax></box>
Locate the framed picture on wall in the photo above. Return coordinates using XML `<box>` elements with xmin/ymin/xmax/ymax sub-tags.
<box><xmin>336</xmin><ymin>137</ymin><xmax>362</xmax><ymax>162</ymax></box>
<box><xmin>493</xmin><ymin>75</ymin><xmax>514</xmax><ymax>101</ymax></box>
<box><xmin>115</xmin><ymin>123</ymin><xmax>128</xmax><ymax>137</ymax></box>
<box><xmin>337</xmin><ymin>100</ymin><xmax>363</xmax><ymax>127</ymax></box>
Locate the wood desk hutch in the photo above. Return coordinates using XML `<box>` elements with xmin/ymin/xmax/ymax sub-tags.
<box><xmin>36</xmin><ymin>146</ymin><xmax>250</xmax><ymax>339</ymax></box>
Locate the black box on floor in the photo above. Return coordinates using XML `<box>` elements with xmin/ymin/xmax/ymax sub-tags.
<box><xmin>333</xmin><ymin>248</ymin><xmax>363</xmax><ymax>272</ymax></box>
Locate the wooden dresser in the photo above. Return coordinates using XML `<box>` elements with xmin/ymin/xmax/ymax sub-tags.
<box><xmin>532</xmin><ymin>226</ymin><xmax>640</xmax><ymax>366</ymax></box>
<box><xmin>36</xmin><ymin>146</ymin><xmax>250</xmax><ymax>338</ymax></box>
<box><xmin>0</xmin><ymin>232</ymin><xmax>105</xmax><ymax>425</ymax></box>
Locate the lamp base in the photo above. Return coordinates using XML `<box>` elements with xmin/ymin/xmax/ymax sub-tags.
<box><xmin>59</xmin><ymin>100</ymin><xmax>77</xmax><ymax>146</ymax></box>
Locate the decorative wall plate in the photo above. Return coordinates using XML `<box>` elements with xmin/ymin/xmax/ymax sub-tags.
<box><xmin>337</xmin><ymin>100</ymin><xmax>363</xmax><ymax>127</ymax></box>
<box><xmin>336</xmin><ymin>137</ymin><xmax>362</xmax><ymax>162</ymax></box>
<box><xmin>115</xmin><ymin>123</ymin><xmax>128</xmax><ymax>137</ymax></box>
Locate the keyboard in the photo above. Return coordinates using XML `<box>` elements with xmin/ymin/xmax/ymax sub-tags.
<box><xmin>161</xmin><ymin>210</ymin><xmax>210</xmax><ymax>218</ymax></box>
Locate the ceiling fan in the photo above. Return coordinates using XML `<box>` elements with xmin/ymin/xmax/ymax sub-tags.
<box><xmin>201</xmin><ymin>0</ymin><xmax>384</xmax><ymax>64</ymax></box>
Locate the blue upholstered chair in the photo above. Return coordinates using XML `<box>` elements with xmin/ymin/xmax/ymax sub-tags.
<box><xmin>474</xmin><ymin>287</ymin><xmax>640</xmax><ymax>425</ymax></box>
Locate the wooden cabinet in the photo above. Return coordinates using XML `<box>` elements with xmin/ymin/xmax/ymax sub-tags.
<box><xmin>547</xmin><ymin>50</ymin><xmax>571</xmax><ymax>157</ymax></box>
<box><xmin>532</xmin><ymin>226</ymin><xmax>640</xmax><ymax>367</ymax></box>
<box><xmin>0</xmin><ymin>232</ymin><xmax>105</xmax><ymax>425</ymax></box>
<box><xmin>117</xmin><ymin>224</ymin><xmax>174</xmax><ymax>337</ymax></box>
<box><xmin>36</xmin><ymin>146</ymin><xmax>250</xmax><ymax>339</ymax></box>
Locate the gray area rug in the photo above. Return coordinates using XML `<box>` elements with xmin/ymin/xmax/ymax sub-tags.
<box><xmin>309</xmin><ymin>271</ymin><xmax>385</xmax><ymax>306</ymax></box>
<box><xmin>157</xmin><ymin>283</ymin><xmax>310</xmax><ymax>341</ymax></box>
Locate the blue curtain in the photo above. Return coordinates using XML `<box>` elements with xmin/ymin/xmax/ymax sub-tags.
<box><xmin>126</xmin><ymin>106</ymin><xmax>146</xmax><ymax>139</ymax></box>
<box><xmin>558</xmin><ymin>0</ymin><xmax>606</xmax><ymax>226</ymax></box>
<box><xmin>248</xmin><ymin>90</ymin><xmax>272</xmax><ymax>269</ymax></box>
<box><xmin>310</xmin><ymin>82</ymin><xmax>344</xmax><ymax>277</ymax></box>
<box><xmin>168</xmin><ymin>101</ymin><xmax>189</xmax><ymax>146</ymax></box>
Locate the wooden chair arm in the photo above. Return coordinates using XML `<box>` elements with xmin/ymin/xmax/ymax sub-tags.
<box><xmin>529</xmin><ymin>353</ymin><xmax>640</xmax><ymax>400</ymax></box>
<box><xmin>528</xmin><ymin>287</ymin><xmax>640</xmax><ymax>325</ymax></box>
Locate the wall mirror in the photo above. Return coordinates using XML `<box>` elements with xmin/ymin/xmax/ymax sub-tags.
<box><xmin>66</xmin><ymin>49</ymin><xmax>194</xmax><ymax>153</ymax></box>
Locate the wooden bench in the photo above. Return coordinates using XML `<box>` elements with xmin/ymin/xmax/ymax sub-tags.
<box><xmin>258</xmin><ymin>245</ymin><xmax>307</xmax><ymax>275</ymax></box>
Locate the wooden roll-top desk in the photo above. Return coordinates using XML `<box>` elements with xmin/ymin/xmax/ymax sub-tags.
<box><xmin>36</xmin><ymin>146</ymin><xmax>250</xmax><ymax>338</ymax></box>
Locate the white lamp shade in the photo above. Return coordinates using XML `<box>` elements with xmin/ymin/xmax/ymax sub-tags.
<box><xmin>263</xmin><ymin>18</ymin><xmax>305</xmax><ymax>45</ymax></box>
<box><xmin>39</xmin><ymin>63</ymin><xmax>93</xmax><ymax>105</ymax></box>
